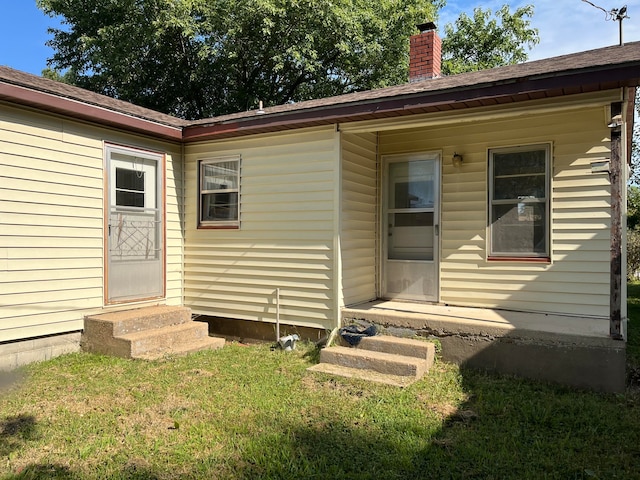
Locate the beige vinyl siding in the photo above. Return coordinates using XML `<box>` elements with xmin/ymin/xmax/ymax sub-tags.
<box><xmin>184</xmin><ymin>127</ymin><xmax>339</xmax><ymax>330</ymax></box>
<box><xmin>378</xmin><ymin>102</ymin><xmax>613</xmax><ymax>318</ymax></box>
<box><xmin>341</xmin><ymin>132</ymin><xmax>378</xmax><ymax>306</ymax></box>
<box><xmin>0</xmin><ymin>104</ymin><xmax>183</xmax><ymax>342</ymax></box>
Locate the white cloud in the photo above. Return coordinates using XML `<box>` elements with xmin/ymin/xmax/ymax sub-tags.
<box><xmin>437</xmin><ymin>0</ymin><xmax>640</xmax><ymax>61</ymax></box>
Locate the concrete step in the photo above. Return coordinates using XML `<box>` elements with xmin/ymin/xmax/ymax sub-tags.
<box><xmin>355</xmin><ymin>335</ymin><xmax>435</xmax><ymax>362</ymax></box>
<box><xmin>318</xmin><ymin>345</ymin><xmax>428</xmax><ymax>378</ymax></box>
<box><xmin>122</xmin><ymin>321</ymin><xmax>212</xmax><ymax>358</ymax></box>
<box><xmin>306</xmin><ymin>362</ymin><xmax>419</xmax><ymax>387</ymax></box>
<box><xmin>82</xmin><ymin>306</ymin><xmax>225</xmax><ymax>360</ymax></box>
<box><xmin>84</xmin><ymin>305</ymin><xmax>192</xmax><ymax>338</ymax></box>
<box><xmin>135</xmin><ymin>336</ymin><xmax>225</xmax><ymax>361</ymax></box>
<box><xmin>308</xmin><ymin>334</ymin><xmax>436</xmax><ymax>386</ymax></box>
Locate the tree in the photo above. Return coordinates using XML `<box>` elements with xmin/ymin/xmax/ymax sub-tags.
<box><xmin>629</xmin><ymin>185</ymin><xmax>640</xmax><ymax>230</ymax></box>
<box><xmin>38</xmin><ymin>1</ymin><xmax>538</xmax><ymax>120</ymax></box>
<box><xmin>441</xmin><ymin>5</ymin><xmax>539</xmax><ymax>75</ymax></box>
<box><xmin>631</xmin><ymin>88</ymin><xmax>640</xmax><ymax>184</ymax></box>
<box><xmin>38</xmin><ymin>0</ymin><xmax>444</xmax><ymax>119</ymax></box>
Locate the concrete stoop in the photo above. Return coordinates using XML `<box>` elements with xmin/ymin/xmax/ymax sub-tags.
<box><xmin>82</xmin><ymin>305</ymin><xmax>224</xmax><ymax>360</ymax></box>
<box><xmin>308</xmin><ymin>335</ymin><xmax>435</xmax><ymax>387</ymax></box>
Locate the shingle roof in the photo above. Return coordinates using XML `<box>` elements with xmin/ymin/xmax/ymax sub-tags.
<box><xmin>1</xmin><ymin>40</ymin><xmax>639</xmax><ymax>141</ymax></box>
<box><xmin>188</xmin><ymin>41</ymin><xmax>640</xmax><ymax>127</ymax></box>
<box><xmin>0</xmin><ymin>65</ymin><xmax>187</xmax><ymax>129</ymax></box>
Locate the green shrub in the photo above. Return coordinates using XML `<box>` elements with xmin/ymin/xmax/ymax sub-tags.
<box><xmin>628</xmin><ymin>228</ymin><xmax>640</xmax><ymax>280</ymax></box>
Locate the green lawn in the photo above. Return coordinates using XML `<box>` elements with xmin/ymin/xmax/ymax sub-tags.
<box><xmin>2</xmin><ymin>295</ymin><xmax>640</xmax><ymax>479</ymax></box>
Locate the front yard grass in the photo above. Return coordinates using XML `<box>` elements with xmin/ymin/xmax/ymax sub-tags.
<box><xmin>2</xmin><ymin>291</ymin><xmax>640</xmax><ymax>479</ymax></box>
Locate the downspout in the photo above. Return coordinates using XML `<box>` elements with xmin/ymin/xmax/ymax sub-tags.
<box><xmin>333</xmin><ymin>124</ymin><xmax>344</xmax><ymax>334</ymax></box>
<box><xmin>180</xmin><ymin>141</ymin><xmax>186</xmax><ymax>308</ymax></box>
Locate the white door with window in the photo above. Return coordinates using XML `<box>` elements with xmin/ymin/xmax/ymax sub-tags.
<box><xmin>106</xmin><ymin>145</ymin><xmax>164</xmax><ymax>302</ymax></box>
<box><xmin>382</xmin><ymin>153</ymin><xmax>439</xmax><ymax>301</ymax></box>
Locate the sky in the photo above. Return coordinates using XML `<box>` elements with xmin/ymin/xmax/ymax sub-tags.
<box><xmin>0</xmin><ymin>0</ymin><xmax>639</xmax><ymax>75</ymax></box>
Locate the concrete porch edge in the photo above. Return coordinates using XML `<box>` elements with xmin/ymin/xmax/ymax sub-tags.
<box><xmin>342</xmin><ymin>301</ymin><xmax>626</xmax><ymax>393</ymax></box>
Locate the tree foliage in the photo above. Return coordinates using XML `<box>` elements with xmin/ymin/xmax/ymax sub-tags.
<box><xmin>629</xmin><ymin>185</ymin><xmax>640</xmax><ymax>230</ymax></box>
<box><xmin>38</xmin><ymin>0</ymin><xmax>444</xmax><ymax>119</ymax></box>
<box><xmin>38</xmin><ymin>1</ymin><xmax>539</xmax><ymax>119</ymax></box>
<box><xmin>631</xmin><ymin>88</ymin><xmax>640</xmax><ymax>184</ymax></box>
<box><xmin>441</xmin><ymin>5</ymin><xmax>539</xmax><ymax>75</ymax></box>
<box><xmin>628</xmin><ymin>184</ymin><xmax>640</xmax><ymax>279</ymax></box>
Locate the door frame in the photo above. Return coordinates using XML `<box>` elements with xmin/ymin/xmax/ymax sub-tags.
<box><xmin>103</xmin><ymin>143</ymin><xmax>167</xmax><ymax>304</ymax></box>
<box><xmin>379</xmin><ymin>151</ymin><xmax>441</xmax><ymax>302</ymax></box>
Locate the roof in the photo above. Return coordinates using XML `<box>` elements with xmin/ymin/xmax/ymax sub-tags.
<box><xmin>0</xmin><ymin>66</ymin><xmax>186</xmax><ymax>141</ymax></box>
<box><xmin>1</xmin><ymin>41</ymin><xmax>639</xmax><ymax>142</ymax></box>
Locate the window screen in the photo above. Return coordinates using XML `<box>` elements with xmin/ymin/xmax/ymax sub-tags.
<box><xmin>489</xmin><ymin>145</ymin><xmax>550</xmax><ymax>257</ymax></box>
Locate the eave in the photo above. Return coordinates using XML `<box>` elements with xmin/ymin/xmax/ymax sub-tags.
<box><xmin>182</xmin><ymin>64</ymin><xmax>640</xmax><ymax>142</ymax></box>
<box><xmin>0</xmin><ymin>82</ymin><xmax>184</xmax><ymax>142</ymax></box>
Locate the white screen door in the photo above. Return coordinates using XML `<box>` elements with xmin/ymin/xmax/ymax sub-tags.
<box><xmin>383</xmin><ymin>153</ymin><xmax>439</xmax><ymax>301</ymax></box>
<box><xmin>106</xmin><ymin>146</ymin><xmax>164</xmax><ymax>302</ymax></box>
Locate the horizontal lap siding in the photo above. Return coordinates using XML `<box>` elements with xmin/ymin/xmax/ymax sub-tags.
<box><xmin>184</xmin><ymin>128</ymin><xmax>338</xmax><ymax>330</ymax></box>
<box><xmin>379</xmin><ymin>104</ymin><xmax>612</xmax><ymax>318</ymax></box>
<box><xmin>165</xmin><ymin>151</ymin><xmax>184</xmax><ymax>307</ymax></box>
<box><xmin>0</xmin><ymin>105</ymin><xmax>183</xmax><ymax>341</ymax></box>
<box><xmin>341</xmin><ymin>132</ymin><xmax>377</xmax><ymax>306</ymax></box>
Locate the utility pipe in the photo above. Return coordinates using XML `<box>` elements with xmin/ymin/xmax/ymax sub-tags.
<box><xmin>276</xmin><ymin>288</ymin><xmax>280</xmax><ymax>342</ymax></box>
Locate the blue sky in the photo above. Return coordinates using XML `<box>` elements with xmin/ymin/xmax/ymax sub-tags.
<box><xmin>1</xmin><ymin>0</ymin><xmax>639</xmax><ymax>75</ymax></box>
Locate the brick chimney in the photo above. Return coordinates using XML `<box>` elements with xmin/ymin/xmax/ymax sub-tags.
<box><xmin>409</xmin><ymin>22</ymin><xmax>441</xmax><ymax>82</ymax></box>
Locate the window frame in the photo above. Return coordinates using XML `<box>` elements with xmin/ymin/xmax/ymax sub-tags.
<box><xmin>488</xmin><ymin>143</ymin><xmax>551</xmax><ymax>260</ymax></box>
<box><xmin>198</xmin><ymin>155</ymin><xmax>241</xmax><ymax>229</ymax></box>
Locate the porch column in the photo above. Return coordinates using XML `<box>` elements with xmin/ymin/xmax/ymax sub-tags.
<box><xmin>609</xmin><ymin>101</ymin><xmax>623</xmax><ymax>340</ymax></box>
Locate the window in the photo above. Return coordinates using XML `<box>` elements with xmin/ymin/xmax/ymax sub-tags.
<box><xmin>115</xmin><ymin>167</ymin><xmax>146</xmax><ymax>207</ymax></box>
<box><xmin>199</xmin><ymin>156</ymin><xmax>240</xmax><ymax>228</ymax></box>
<box><xmin>489</xmin><ymin>144</ymin><xmax>550</xmax><ymax>258</ymax></box>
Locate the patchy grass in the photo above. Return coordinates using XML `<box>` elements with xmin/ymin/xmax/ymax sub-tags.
<box><xmin>2</xmin><ymin>291</ymin><xmax>640</xmax><ymax>479</ymax></box>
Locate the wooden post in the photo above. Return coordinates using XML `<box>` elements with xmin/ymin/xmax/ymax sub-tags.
<box><xmin>609</xmin><ymin>102</ymin><xmax>623</xmax><ymax>340</ymax></box>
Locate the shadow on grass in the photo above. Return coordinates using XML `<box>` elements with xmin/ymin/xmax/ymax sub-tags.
<box><xmin>4</xmin><ymin>311</ymin><xmax>639</xmax><ymax>479</ymax></box>
<box><xmin>220</xmin><ymin>376</ymin><xmax>640</xmax><ymax>479</ymax></box>
<box><xmin>10</xmin><ymin>463</ymin><xmax>78</xmax><ymax>480</ymax></box>
<box><xmin>7</xmin><ymin>461</ymin><xmax>161</xmax><ymax>480</ymax></box>
<box><xmin>0</xmin><ymin>414</ymin><xmax>37</xmax><ymax>458</ymax></box>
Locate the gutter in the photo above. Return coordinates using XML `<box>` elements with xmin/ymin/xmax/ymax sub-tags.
<box><xmin>0</xmin><ymin>81</ymin><xmax>184</xmax><ymax>142</ymax></box>
<box><xmin>182</xmin><ymin>64</ymin><xmax>640</xmax><ymax>143</ymax></box>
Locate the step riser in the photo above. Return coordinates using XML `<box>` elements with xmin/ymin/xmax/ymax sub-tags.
<box><xmin>356</xmin><ymin>336</ymin><xmax>435</xmax><ymax>362</ymax></box>
<box><xmin>126</xmin><ymin>324</ymin><xmax>210</xmax><ymax>357</ymax></box>
<box><xmin>137</xmin><ymin>337</ymin><xmax>226</xmax><ymax>361</ymax></box>
<box><xmin>320</xmin><ymin>348</ymin><xmax>424</xmax><ymax>377</ymax></box>
<box><xmin>85</xmin><ymin>307</ymin><xmax>192</xmax><ymax>337</ymax></box>
<box><xmin>82</xmin><ymin>306</ymin><xmax>224</xmax><ymax>360</ymax></box>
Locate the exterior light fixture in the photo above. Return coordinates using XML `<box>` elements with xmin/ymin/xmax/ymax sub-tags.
<box><xmin>452</xmin><ymin>153</ymin><xmax>463</xmax><ymax>167</ymax></box>
<box><xmin>607</xmin><ymin>114</ymin><xmax>622</xmax><ymax>128</ymax></box>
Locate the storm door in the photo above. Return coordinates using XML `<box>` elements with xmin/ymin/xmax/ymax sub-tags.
<box><xmin>382</xmin><ymin>153</ymin><xmax>439</xmax><ymax>301</ymax></box>
<box><xmin>106</xmin><ymin>145</ymin><xmax>164</xmax><ymax>302</ymax></box>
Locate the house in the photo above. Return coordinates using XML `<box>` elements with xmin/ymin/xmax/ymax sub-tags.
<box><xmin>1</xmin><ymin>25</ymin><xmax>638</xmax><ymax>391</ymax></box>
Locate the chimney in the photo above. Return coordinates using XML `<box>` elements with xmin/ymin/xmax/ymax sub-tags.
<box><xmin>409</xmin><ymin>22</ymin><xmax>441</xmax><ymax>82</ymax></box>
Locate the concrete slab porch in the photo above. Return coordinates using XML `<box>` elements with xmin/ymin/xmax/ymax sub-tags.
<box><xmin>342</xmin><ymin>301</ymin><xmax>626</xmax><ymax>393</ymax></box>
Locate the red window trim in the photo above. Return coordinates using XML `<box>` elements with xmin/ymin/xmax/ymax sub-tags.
<box><xmin>487</xmin><ymin>256</ymin><xmax>550</xmax><ymax>263</ymax></box>
<box><xmin>197</xmin><ymin>224</ymin><xmax>240</xmax><ymax>230</ymax></box>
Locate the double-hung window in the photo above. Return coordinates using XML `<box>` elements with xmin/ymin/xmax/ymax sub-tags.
<box><xmin>199</xmin><ymin>155</ymin><xmax>240</xmax><ymax>228</ymax></box>
<box><xmin>489</xmin><ymin>144</ymin><xmax>550</xmax><ymax>259</ymax></box>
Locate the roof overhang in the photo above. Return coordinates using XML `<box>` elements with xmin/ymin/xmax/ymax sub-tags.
<box><xmin>182</xmin><ymin>63</ymin><xmax>640</xmax><ymax>142</ymax></box>
<box><xmin>0</xmin><ymin>82</ymin><xmax>183</xmax><ymax>142</ymax></box>
<box><xmin>1</xmin><ymin>42</ymin><xmax>639</xmax><ymax>145</ymax></box>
